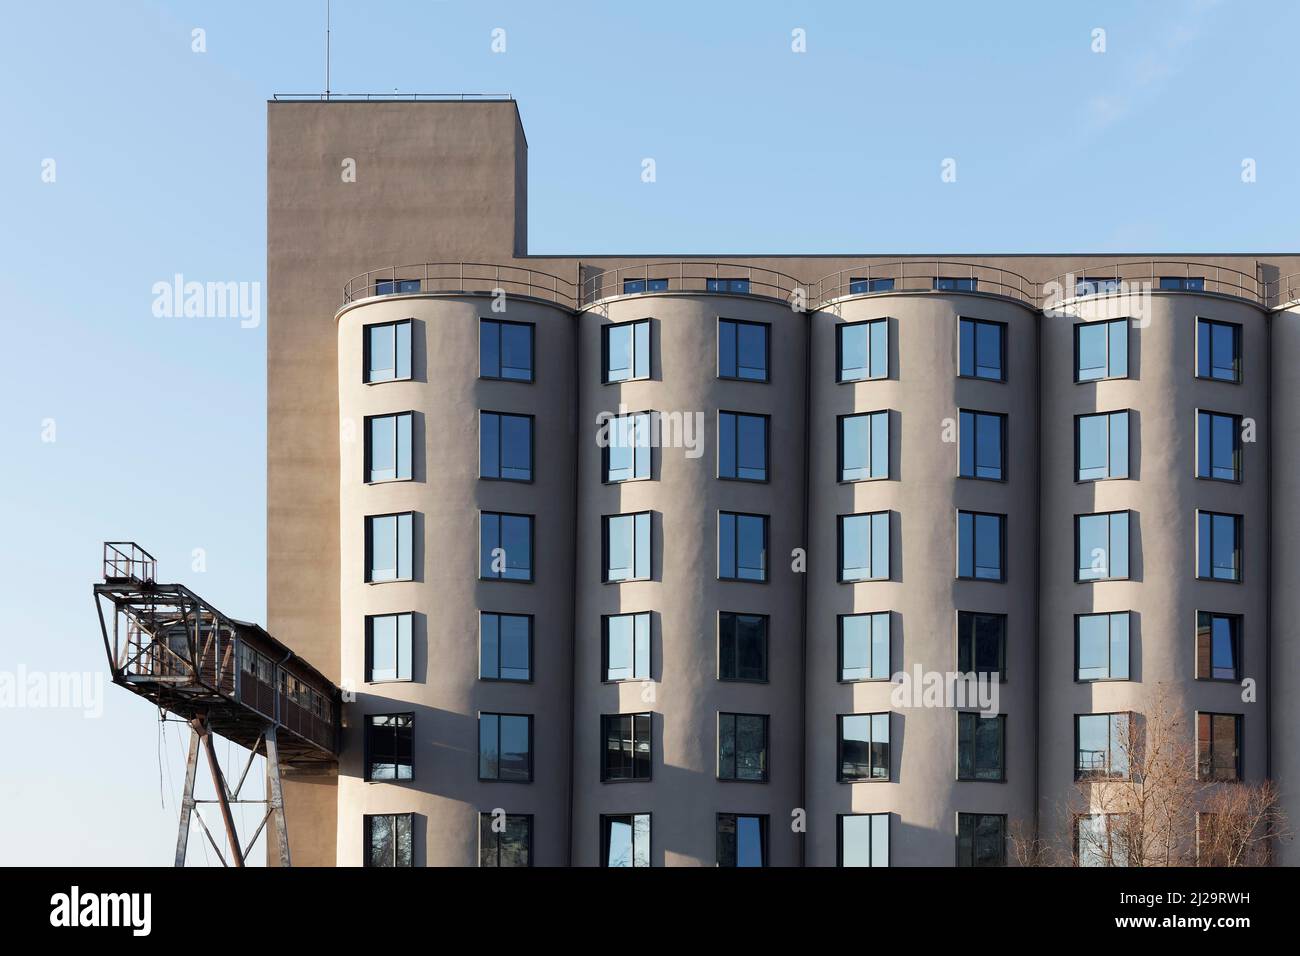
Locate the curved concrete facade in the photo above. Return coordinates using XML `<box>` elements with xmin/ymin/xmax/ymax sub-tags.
<box><xmin>336</xmin><ymin>293</ymin><xmax>575</xmax><ymax>866</ymax></box>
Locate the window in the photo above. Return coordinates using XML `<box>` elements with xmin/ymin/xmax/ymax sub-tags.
<box><xmin>717</xmin><ymin>814</ymin><xmax>767</xmax><ymax>867</ymax></box>
<box><xmin>848</xmin><ymin>277</ymin><xmax>895</xmax><ymax>294</ymax></box>
<box><xmin>365</xmin><ymin>512</ymin><xmax>413</xmax><ymax>582</ymax></box>
<box><xmin>839</xmin><ymin>512</ymin><xmax>890</xmax><ymax>582</ymax></box>
<box><xmin>718</xmin><ymin>318</ymin><xmax>769</xmax><ymax>381</ymax></box>
<box><xmin>1075</xmin><ymin>713</ymin><xmax>1130</xmax><ymax>780</ymax></box>
<box><xmin>719</xmin><ymin>512</ymin><xmax>767</xmax><ymax>581</ymax></box>
<box><xmin>1075</xmin><ymin>612</ymin><xmax>1130</xmax><ymax>681</ymax></box>
<box><xmin>480</xmin><ymin>512</ymin><xmax>533</xmax><ymax>581</ymax></box>
<box><xmin>838</xmin><ymin>814</ymin><xmax>890</xmax><ymax>867</ymax></box>
<box><xmin>479</xmin><ymin>411</ymin><xmax>532</xmax><ymax>481</ymax></box>
<box><xmin>1196</xmin><ymin>318</ymin><xmax>1241</xmax><ymax>382</ymax></box>
<box><xmin>839</xmin><ymin>411</ymin><xmax>889</xmax><ymax>481</ymax></box>
<box><xmin>958</xmin><ymin>318</ymin><xmax>1004</xmax><ymax>381</ymax></box>
<box><xmin>478</xmin><ymin>713</ymin><xmax>533</xmax><ymax>782</ymax></box>
<box><xmin>601</xmin><ymin>813</ymin><xmax>650</xmax><ymax>867</ymax></box>
<box><xmin>837</xmin><ymin>318</ymin><xmax>888</xmax><ymax>382</ymax></box>
<box><xmin>478</xmin><ymin>812</ymin><xmax>532</xmax><ymax>867</ymax></box>
<box><xmin>1075</xmin><ymin>813</ymin><xmax>1129</xmax><ymax>867</ymax></box>
<box><xmin>480</xmin><ymin>612</ymin><xmax>531</xmax><ymax>682</ymax></box>
<box><xmin>604</xmin><ymin>612</ymin><xmax>650</xmax><ymax>682</ymax></box>
<box><xmin>719</xmin><ymin>612</ymin><xmax>767</xmax><ymax>681</ymax></box>
<box><xmin>1196</xmin><ymin>612</ymin><xmax>1241</xmax><ymax>681</ymax></box>
<box><xmin>1197</xmin><ymin>713</ymin><xmax>1242</xmax><ymax>782</ymax></box>
<box><xmin>957</xmin><ymin>511</ymin><xmax>1005</xmax><ymax>581</ymax></box>
<box><xmin>718</xmin><ymin>713</ymin><xmax>769</xmax><ymax>782</ymax></box>
<box><xmin>719</xmin><ymin>411</ymin><xmax>768</xmax><ymax>481</ymax></box>
<box><xmin>623</xmin><ymin>277</ymin><xmax>668</xmax><ymax>293</ymax></box>
<box><xmin>1075</xmin><ymin>411</ymin><xmax>1129</xmax><ymax>481</ymax></box>
<box><xmin>959</xmin><ymin>410</ymin><xmax>1004</xmax><ymax>480</ymax></box>
<box><xmin>604</xmin><ymin>512</ymin><xmax>651</xmax><ymax>582</ymax></box>
<box><xmin>956</xmin><ymin>611</ymin><xmax>1006</xmax><ymax>679</ymax></box>
<box><xmin>603</xmin><ymin>411</ymin><xmax>652</xmax><ymax>482</ymax></box>
<box><xmin>1074</xmin><ymin>319</ymin><xmax>1128</xmax><ymax>381</ymax></box>
<box><xmin>839</xmin><ymin>613</ymin><xmax>889</xmax><ymax>681</ymax></box>
<box><xmin>1197</xmin><ymin>411</ymin><xmax>1241</xmax><ymax>481</ymax></box>
<box><xmin>956</xmin><ymin>813</ymin><xmax>1006</xmax><ymax>867</ymax></box>
<box><xmin>603</xmin><ymin>319</ymin><xmax>650</xmax><ymax>383</ymax></box>
<box><xmin>1075</xmin><ymin>511</ymin><xmax>1129</xmax><ymax>581</ymax></box>
<box><xmin>602</xmin><ymin>713</ymin><xmax>652</xmax><ymax>781</ymax></box>
<box><xmin>365</xmin><ymin>813</ymin><xmax>413</xmax><ymax>867</ymax></box>
<box><xmin>1075</xmin><ymin>276</ymin><xmax>1123</xmax><ymax>297</ymax></box>
<box><xmin>374</xmin><ymin>278</ymin><xmax>420</xmax><ymax>295</ymax></box>
<box><xmin>707</xmin><ymin>278</ymin><xmax>751</xmax><ymax>294</ymax></box>
<box><xmin>1160</xmin><ymin>276</ymin><xmax>1205</xmax><ymax>291</ymax></box>
<box><xmin>365</xmin><ymin>713</ymin><xmax>413</xmax><ymax>781</ymax></box>
<box><xmin>480</xmin><ymin>318</ymin><xmax>534</xmax><ymax>382</ymax></box>
<box><xmin>936</xmin><ymin>277</ymin><xmax>977</xmax><ymax>292</ymax></box>
<box><xmin>1197</xmin><ymin>511</ymin><xmax>1242</xmax><ymax>582</ymax></box>
<box><xmin>956</xmin><ymin>712</ymin><xmax>1005</xmax><ymax>781</ymax></box>
<box><xmin>838</xmin><ymin>713</ymin><xmax>890</xmax><ymax>781</ymax></box>
<box><xmin>366</xmin><ymin>613</ymin><xmax>412</xmax><ymax>682</ymax></box>
<box><xmin>365</xmin><ymin>413</ymin><xmax>413</xmax><ymax>482</ymax></box>
<box><xmin>364</xmin><ymin>320</ymin><xmax>412</xmax><ymax>383</ymax></box>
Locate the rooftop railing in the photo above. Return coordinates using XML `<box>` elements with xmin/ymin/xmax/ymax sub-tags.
<box><xmin>580</xmin><ymin>262</ymin><xmax>804</xmax><ymax>307</ymax></box>
<box><xmin>343</xmin><ymin>262</ymin><xmax>577</xmax><ymax>309</ymax></box>
<box><xmin>1041</xmin><ymin>260</ymin><xmax>1263</xmax><ymax>306</ymax></box>
<box><xmin>103</xmin><ymin>542</ymin><xmax>156</xmax><ymax>583</ymax></box>
<box><xmin>812</xmin><ymin>261</ymin><xmax>1037</xmax><ymax>309</ymax></box>
<box><xmin>1265</xmin><ymin>273</ymin><xmax>1300</xmax><ymax>308</ymax></box>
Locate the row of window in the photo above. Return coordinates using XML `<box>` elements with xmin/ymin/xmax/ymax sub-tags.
<box><xmin>1075</xmin><ymin>711</ymin><xmax>1243</xmax><ymax>782</ymax></box>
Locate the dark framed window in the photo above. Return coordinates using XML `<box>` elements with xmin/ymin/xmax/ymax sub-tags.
<box><xmin>374</xmin><ymin>278</ymin><xmax>421</xmax><ymax>296</ymax></box>
<box><xmin>719</xmin><ymin>612</ymin><xmax>767</xmax><ymax>682</ymax></box>
<box><xmin>365</xmin><ymin>412</ymin><xmax>413</xmax><ymax>482</ymax></box>
<box><xmin>719</xmin><ymin>512</ymin><xmax>767</xmax><ymax>581</ymax></box>
<box><xmin>364</xmin><ymin>813</ymin><xmax>413</xmax><ymax>867</ymax></box>
<box><xmin>603</xmin><ymin>612</ymin><xmax>650</xmax><ymax>682</ymax></box>
<box><xmin>479</xmin><ymin>411</ymin><xmax>533</xmax><ymax>481</ymax></box>
<box><xmin>956</xmin><ymin>712</ymin><xmax>1005</xmax><ymax>781</ymax></box>
<box><xmin>839</xmin><ymin>411</ymin><xmax>889</xmax><ymax>481</ymax></box>
<box><xmin>1197</xmin><ymin>511</ymin><xmax>1242</xmax><ymax>582</ymax></box>
<box><xmin>603</xmin><ymin>319</ymin><xmax>650</xmax><ymax>383</ymax></box>
<box><xmin>707</xmin><ymin>278</ymin><xmax>751</xmax><ymax>294</ymax></box>
<box><xmin>603</xmin><ymin>411</ymin><xmax>652</xmax><ymax>482</ymax></box>
<box><xmin>719</xmin><ymin>411</ymin><xmax>768</xmax><ymax>480</ymax></box>
<box><xmin>479</xmin><ymin>512</ymin><xmax>533</xmax><ymax>581</ymax></box>
<box><xmin>839</xmin><ymin>512</ymin><xmax>890</xmax><ymax>582</ymax></box>
<box><xmin>604</xmin><ymin>512</ymin><xmax>651</xmax><ymax>582</ymax></box>
<box><xmin>480</xmin><ymin>612</ymin><xmax>532</xmax><ymax>682</ymax></box>
<box><xmin>1075</xmin><ymin>511</ymin><xmax>1129</xmax><ymax>582</ymax></box>
<box><xmin>936</xmin><ymin>277</ymin><xmax>977</xmax><ymax>292</ymax></box>
<box><xmin>601</xmin><ymin>813</ymin><xmax>650</xmax><ymax>867</ymax></box>
<box><xmin>1075</xmin><ymin>612</ymin><xmax>1130</xmax><ymax>681</ymax></box>
<box><xmin>957</xmin><ymin>813</ymin><xmax>1006</xmax><ymax>867</ymax></box>
<box><xmin>717</xmin><ymin>813</ymin><xmax>768</xmax><ymax>867</ymax></box>
<box><xmin>959</xmin><ymin>410</ymin><xmax>1005</xmax><ymax>480</ymax></box>
<box><xmin>1075</xmin><ymin>712</ymin><xmax>1130</xmax><ymax>780</ymax></box>
<box><xmin>1161</xmin><ymin>276</ymin><xmax>1205</xmax><ymax>291</ymax></box>
<box><xmin>480</xmin><ymin>318</ymin><xmax>534</xmax><ymax>382</ymax></box>
<box><xmin>365</xmin><ymin>713</ymin><xmax>413</xmax><ymax>781</ymax></box>
<box><xmin>718</xmin><ymin>318</ymin><xmax>769</xmax><ymax>381</ymax></box>
<box><xmin>1074</xmin><ymin>318</ymin><xmax>1129</xmax><ymax>381</ymax></box>
<box><xmin>837</xmin><ymin>813</ymin><xmax>890</xmax><ymax>867</ymax></box>
<box><xmin>956</xmin><ymin>611</ymin><xmax>1006</xmax><ymax>679</ymax></box>
<box><xmin>957</xmin><ymin>511</ymin><xmax>1005</xmax><ymax>582</ymax></box>
<box><xmin>623</xmin><ymin>277</ymin><xmax>668</xmax><ymax>293</ymax></box>
<box><xmin>718</xmin><ymin>713</ymin><xmax>768</xmax><ymax>782</ymax></box>
<box><xmin>364</xmin><ymin>319</ymin><xmax>412</xmax><ymax>383</ymax></box>
<box><xmin>958</xmin><ymin>317</ymin><xmax>1004</xmax><ymax>381</ymax></box>
<box><xmin>1075</xmin><ymin>411</ymin><xmax>1129</xmax><ymax>481</ymax></box>
<box><xmin>839</xmin><ymin>612</ymin><xmax>889</xmax><ymax>681</ymax></box>
<box><xmin>848</xmin><ymin>277</ymin><xmax>895</xmax><ymax>294</ymax></box>
<box><xmin>1197</xmin><ymin>411</ymin><xmax>1241</xmax><ymax>481</ymax></box>
<box><xmin>1196</xmin><ymin>318</ymin><xmax>1241</xmax><ymax>383</ymax></box>
<box><xmin>1196</xmin><ymin>612</ymin><xmax>1241</xmax><ymax>681</ymax></box>
<box><xmin>837</xmin><ymin>713</ymin><xmax>890</xmax><ymax>782</ymax></box>
<box><xmin>478</xmin><ymin>713</ymin><xmax>533</xmax><ymax>782</ymax></box>
<box><xmin>601</xmin><ymin>713</ymin><xmax>652</xmax><ymax>781</ymax></box>
<box><xmin>478</xmin><ymin>812</ymin><xmax>532</xmax><ymax>867</ymax></box>
<box><xmin>365</xmin><ymin>512</ymin><xmax>413</xmax><ymax>583</ymax></box>
<box><xmin>1075</xmin><ymin>276</ymin><xmax>1124</xmax><ymax>297</ymax></box>
<box><xmin>1075</xmin><ymin>813</ymin><xmax>1129</xmax><ymax>867</ymax></box>
<box><xmin>366</xmin><ymin>612</ymin><xmax>412</xmax><ymax>682</ymax></box>
<box><xmin>1197</xmin><ymin>712</ymin><xmax>1242</xmax><ymax>782</ymax></box>
<box><xmin>837</xmin><ymin>318</ymin><xmax>888</xmax><ymax>382</ymax></box>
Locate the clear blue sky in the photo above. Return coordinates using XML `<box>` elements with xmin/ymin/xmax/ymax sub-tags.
<box><xmin>1</xmin><ymin>0</ymin><xmax>1296</xmax><ymax>865</ymax></box>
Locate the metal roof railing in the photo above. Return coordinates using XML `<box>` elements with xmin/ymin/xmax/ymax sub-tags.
<box><xmin>343</xmin><ymin>262</ymin><xmax>577</xmax><ymax>309</ymax></box>
<box><xmin>580</xmin><ymin>262</ymin><xmax>804</xmax><ymax>308</ymax></box>
<box><xmin>812</xmin><ymin>261</ymin><xmax>1038</xmax><ymax>309</ymax></box>
<box><xmin>1042</xmin><ymin>260</ymin><xmax>1263</xmax><ymax>306</ymax></box>
<box><xmin>1264</xmin><ymin>273</ymin><xmax>1300</xmax><ymax>308</ymax></box>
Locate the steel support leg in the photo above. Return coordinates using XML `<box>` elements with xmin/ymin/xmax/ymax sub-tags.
<box><xmin>174</xmin><ymin>726</ymin><xmax>201</xmax><ymax>867</ymax></box>
<box><xmin>265</xmin><ymin>725</ymin><xmax>292</xmax><ymax>867</ymax></box>
<box><xmin>195</xmin><ymin>716</ymin><xmax>245</xmax><ymax>867</ymax></box>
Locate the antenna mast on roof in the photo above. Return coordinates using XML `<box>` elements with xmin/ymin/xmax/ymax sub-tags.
<box><xmin>325</xmin><ymin>0</ymin><xmax>331</xmax><ymax>100</ymax></box>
